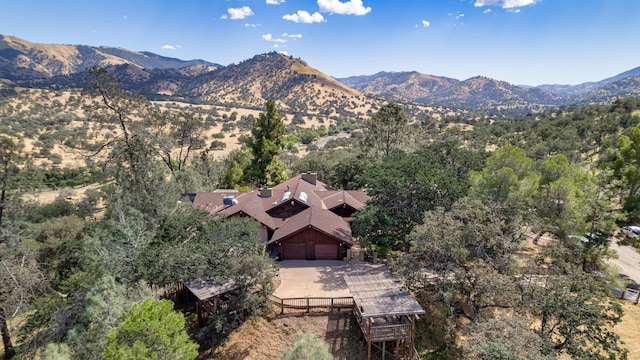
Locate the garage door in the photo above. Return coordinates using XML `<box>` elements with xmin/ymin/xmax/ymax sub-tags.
<box><xmin>314</xmin><ymin>243</ymin><xmax>338</xmax><ymax>260</ymax></box>
<box><xmin>283</xmin><ymin>243</ymin><xmax>306</xmax><ymax>260</ymax></box>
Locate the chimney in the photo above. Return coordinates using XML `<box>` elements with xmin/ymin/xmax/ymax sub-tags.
<box><xmin>260</xmin><ymin>188</ymin><xmax>273</xmax><ymax>197</ymax></box>
<box><xmin>302</xmin><ymin>172</ymin><xmax>317</xmax><ymax>185</ymax></box>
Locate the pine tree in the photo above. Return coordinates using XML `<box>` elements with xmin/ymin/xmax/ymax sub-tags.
<box><xmin>245</xmin><ymin>100</ymin><xmax>287</xmax><ymax>186</ymax></box>
<box><xmin>103</xmin><ymin>299</ymin><xmax>198</xmax><ymax>360</ymax></box>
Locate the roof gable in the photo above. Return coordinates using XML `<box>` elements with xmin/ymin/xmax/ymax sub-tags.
<box><xmin>269</xmin><ymin>207</ymin><xmax>353</xmax><ymax>245</ymax></box>
<box><xmin>192</xmin><ymin>173</ymin><xmax>369</xmax><ymax>245</ymax></box>
<box><xmin>319</xmin><ymin>190</ymin><xmax>369</xmax><ymax>212</ymax></box>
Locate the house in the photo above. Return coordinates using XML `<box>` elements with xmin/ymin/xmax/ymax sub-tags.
<box><xmin>192</xmin><ymin>172</ymin><xmax>370</xmax><ymax>260</ymax></box>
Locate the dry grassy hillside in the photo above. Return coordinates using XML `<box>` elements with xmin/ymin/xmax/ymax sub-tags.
<box><xmin>0</xmin><ymin>35</ymin><xmax>129</xmax><ymax>78</ymax></box>
<box><xmin>2</xmin><ymin>80</ymin><xmax>450</xmax><ymax>162</ymax></box>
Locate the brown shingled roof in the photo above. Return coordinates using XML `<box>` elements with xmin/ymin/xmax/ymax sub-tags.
<box><xmin>193</xmin><ymin>174</ymin><xmax>368</xmax><ymax>246</ymax></box>
<box><xmin>193</xmin><ymin>191</ymin><xmax>243</xmax><ymax>214</ymax></box>
<box><xmin>269</xmin><ymin>207</ymin><xmax>353</xmax><ymax>245</ymax></box>
<box><xmin>318</xmin><ymin>190</ymin><xmax>369</xmax><ymax>211</ymax></box>
<box><xmin>216</xmin><ymin>191</ymin><xmax>278</xmax><ymax>230</ymax></box>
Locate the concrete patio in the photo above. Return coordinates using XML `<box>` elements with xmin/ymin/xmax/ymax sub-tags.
<box><xmin>272</xmin><ymin>260</ymin><xmax>387</xmax><ymax>298</ymax></box>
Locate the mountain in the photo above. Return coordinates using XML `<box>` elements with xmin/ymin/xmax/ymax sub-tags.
<box><xmin>339</xmin><ymin>71</ymin><xmax>460</xmax><ymax>103</ymax></box>
<box><xmin>0</xmin><ymin>35</ymin><xmax>390</xmax><ymax>117</ymax></box>
<box><xmin>180</xmin><ymin>52</ymin><xmax>379</xmax><ymax>114</ymax></box>
<box><xmin>2</xmin><ymin>34</ymin><xmax>640</xmax><ymax>113</ymax></box>
<box><xmin>0</xmin><ymin>34</ymin><xmax>219</xmax><ymax>81</ymax></box>
<box><xmin>536</xmin><ymin>66</ymin><xmax>640</xmax><ymax>97</ymax></box>
<box><xmin>339</xmin><ymin>71</ymin><xmax>560</xmax><ymax>110</ymax></box>
<box><xmin>572</xmin><ymin>76</ymin><xmax>640</xmax><ymax>105</ymax></box>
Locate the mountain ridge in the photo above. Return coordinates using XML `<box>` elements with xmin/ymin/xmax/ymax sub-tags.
<box><xmin>0</xmin><ymin>34</ymin><xmax>220</xmax><ymax>81</ymax></box>
<box><xmin>1</xmin><ymin>34</ymin><xmax>639</xmax><ymax>113</ymax></box>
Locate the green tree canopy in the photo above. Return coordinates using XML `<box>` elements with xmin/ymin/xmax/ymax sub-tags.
<box><xmin>606</xmin><ymin>122</ymin><xmax>640</xmax><ymax>220</ymax></box>
<box><xmin>353</xmin><ymin>142</ymin><xmax>485</xmax><ymax>251</ymax></box>
<box><xmin>469</xmin><ymin>145</ymin><xmax>537</xmax><ymax>205</ymax></box>
<box><xmin>103</xmin><ymin>299</ymin><xmax>198</xmax><ymax>360</ymax></box>
<box><xmin>523</xmin><ymin>272</ymin><xmax>627</xmax><ymax>359</ymax></box>
<box><xmin>362</xmin><ymin>102</ymin><xmax>410</xmax><ymax>157</ymax></box>
<box><xmin>244</xmin><ymin>99</ymin><xmax>287</xmax><ymax>186</ymax></box>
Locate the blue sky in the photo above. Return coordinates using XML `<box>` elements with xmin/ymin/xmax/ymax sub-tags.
<box><xmin>0</xmin><ymin>0</ymin><xmax>638</xmax><ymax>85</ymax></box>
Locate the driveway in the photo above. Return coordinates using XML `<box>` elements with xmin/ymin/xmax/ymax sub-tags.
<box><xmin>608</xmin><ymin>238</ymin><xmax>640</xmax><ymax>285</ymax></box>
<box><xmin>273</xmin><ymin>260</ymin><xmax>387</xmax><ymax>298</ymax></box>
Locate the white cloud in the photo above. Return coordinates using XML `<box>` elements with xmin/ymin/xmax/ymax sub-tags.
<box><xmin>456</xmin><ymin>13</ymin><xmax>465</xmax><ymax>19</ymax></box>
<box><xmin>244</xmin><ymin>23</ymin><xmax>261</xmax><ymax>27</ymax></box>
<box><xmin>223</xmin><ymin>6</ymin><xmax>254</xmax><ymax>20</ymax></box>
<box><xmin>483</xmin><ymin>8</ymin><xmax>492</xmax><ymax>14</ymax></box>
<box><xmin>266</xmin><ymin>0</ymin><xmax>285</xmax><ymax>4</ymax></box>
<box><xmin>421</xmin><ymin>20</ymin><xmax>430</xmax><ymax>27</ymax></box>
<box><xmin>283</xmin><ymin>10</ymin><xmax>325</xmax><ymax>23</ymax></box>
<box><xmin>283</xmin><ymin>33</ymin><xmax>303</xmax><ymax>39</ymax></box>
<box><xmin>474</xmin><ymin>0</ymin><xmax>537</xmax><ymax>9</ymax></box>
<box><xmin>262</xmin><ymin>34</ymin><xmax>288</xmax><ymax>43</ymax></box>
<box><xmin>317</xmin><ymin>0</ymin><xmax>371</xmax><ymax>16</ymax></box>
<box><xmin>161</xmin><ymin>44</ymin><xmax>181</xmax><ymax>50</ymax></box>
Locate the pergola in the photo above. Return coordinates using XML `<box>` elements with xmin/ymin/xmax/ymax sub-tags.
<box><xmin>185</xmin><ymin>278</ymin><xmax>238</xmax><ymax>328</ymax></box>
<box><xmin>344</xmin><ymin>274</ymin><xmax>425</xmax><ymax>360</ymax></box>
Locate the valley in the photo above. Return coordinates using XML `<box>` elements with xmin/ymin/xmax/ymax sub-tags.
<box><xmin>2</xmin><ymin>33</ymin><xmax>640</xmax><ymax>360</ymax></box>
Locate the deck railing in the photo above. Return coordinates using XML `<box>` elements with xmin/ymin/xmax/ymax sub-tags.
<box><xmin>267</xmin><ymin>294</ymin><xmax>354</xmax><ymax>314</ymax></box>
<box><xmin>368</xmin><ymin>322</ymin><xmax>414</xmax><ymax>341</ymax></box>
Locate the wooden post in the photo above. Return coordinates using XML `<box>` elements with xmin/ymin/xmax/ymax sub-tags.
<box><xmin>306</xmin><ymin>298</ymin><xmax>310</xmax><ymax>313</ymax></box>
<box><xmin>196</xmin><ymin>301</ymin><xmax>202</xmax><ymax>329</ymax></box>
<box><xmin>367</xmin><ymin>319</ymin><xmax>372</xmax><ymax>360</ymax></box>
<box><xmin>280</xmin><ymin>298</ymin><xmax>284</xmax><ymax>314</ymax></box>
<box><xmin>411</xmin><ymin>315</ymin><xmax>416</xmax><ymax>359</ymax></box>
<box><xmin>330</xmin><ymin>298</ymin><xmax>334</xmax><ymax>312</ymax></box>
<box><xmin>382</xmin><ymin>340</ymin><xmax>386</xmax><ymax>360</ymax></box>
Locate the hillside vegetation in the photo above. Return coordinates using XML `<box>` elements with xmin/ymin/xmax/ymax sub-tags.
<box><xmin>4</xmin><ymin>34</ymin><xmax>640</xmax><ymax>117</ymax></box>
<box><xmin>3</xmin><ymin>35</ymin><xmax>640</xmax><ymax>360</ymax></box>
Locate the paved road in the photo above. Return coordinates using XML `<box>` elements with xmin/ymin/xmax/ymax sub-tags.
<box><xmin>315</xmin><ymin>133</ymin><xmax>351</xmax><ymax>149</ymax></box>
<box><xmin>608</xmin><ymin>238</ymin><xmax>640</xmax><ymax>285</ymax></box>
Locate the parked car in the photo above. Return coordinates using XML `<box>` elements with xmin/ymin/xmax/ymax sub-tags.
<box><xmin>621</xmin><ymin>226</ymin><xmax>640</xmax><ymax>238</ymax></box>
<box><xmin>569</xmin><ymin>235</ymin><xmax>590</xmax><ymax>243</ymax></box>
<box><xmin>569</xmin><ymin>232</ymin><xmax>609</xmax><ymax>247</ymax></box>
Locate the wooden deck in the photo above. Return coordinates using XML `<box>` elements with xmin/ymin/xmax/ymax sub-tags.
<box><xmin>353</xmin><ymin>304</ymin><xmax>414</xmax><ymax>342</ymax></box>
<box><xmin>344</xmin><ymin>274</ymin><xmax>425</xmax><ymax>360</ymax></box>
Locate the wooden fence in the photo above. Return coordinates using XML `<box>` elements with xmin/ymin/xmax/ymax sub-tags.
<box><xmin>616</xmin><ymin>287</ymin><xmax>640</xmax><ymax>304</ymax></box>
<box><xmin>267</xmin><ymin>294</ymin><xmax>354</xmax><ymax>314</ymax></box>
<box><xmin>152</xmin><ymin>282</ymin><xmax>192</xmax><ymax>303</ymax></box>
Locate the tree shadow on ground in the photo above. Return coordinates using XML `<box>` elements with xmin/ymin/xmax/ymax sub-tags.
<box><xmin>204</xmin><ymin>342</ymin><xmax>250</xmax><ymax>360</ymax></box>
<box><xmin>316</xmin><ymin>262</ymin><xmax>388</xmax><ymax>292</ymax></box>
<box><xmin>325</xmin><ymin>312</ymin><xmax>366</xmax><ymax>360</ymax></box>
